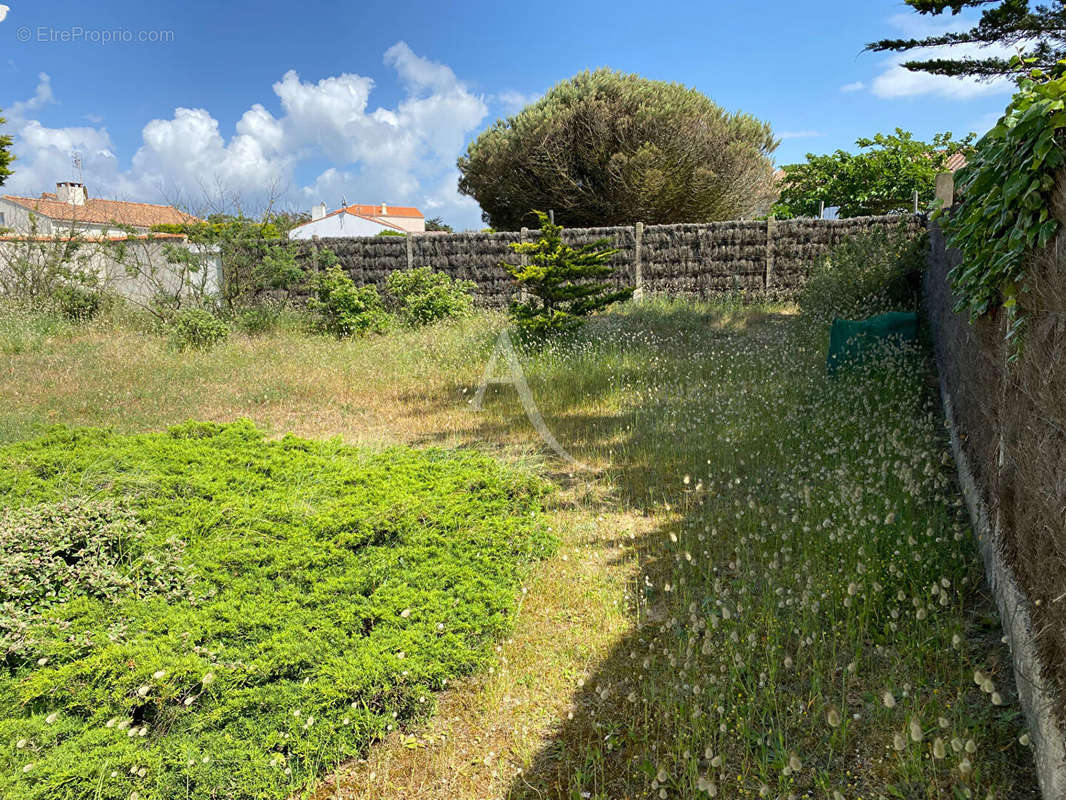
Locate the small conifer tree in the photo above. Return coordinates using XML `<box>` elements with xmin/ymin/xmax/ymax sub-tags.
<box><xmin>502</xmin><ymin>211</ymin><xmax>633</xmax><ymax>337</ymax></box>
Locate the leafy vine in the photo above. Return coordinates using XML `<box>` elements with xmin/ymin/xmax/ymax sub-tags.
<box><xmin>943</xmin><ymin>57</ymin><xmax>1066</xmax><ymax>353</ymax></box>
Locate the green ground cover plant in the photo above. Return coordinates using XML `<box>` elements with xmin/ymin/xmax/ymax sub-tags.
<box><xmin>0</xmin><ymin>421</ymin><xmax>552</xmax><ymax>800</ymax></box>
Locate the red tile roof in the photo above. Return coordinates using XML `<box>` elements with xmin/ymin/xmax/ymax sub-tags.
<box><xmin>2</xmin><ymin>193</ymin><xmax>199</xmax><ymax>229</ymax></box>
<box><xmin>343</xmin><ymin>211</ymin><xmax>407</xmax><ymax>231</ymax></box>
<box><xmin>944</xmin><ymin>153</ymin><xmax>968</xmax><ymax>172</ymax></box>
<box><xmin>0</xmin><ymin>233</ymin><xmax>188</xmax><ymax>243</ymax></box>
<box><xmin>289</xmin><ymin>205</ymin><xmax>417</xmax><ymax>233</ymax></box>
<box><xmin>343</xmin><ymin>203</ymin><xmax>423</xmax><ymax>219</ymax></box>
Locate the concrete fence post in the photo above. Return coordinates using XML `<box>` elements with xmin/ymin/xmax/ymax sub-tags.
<box><xmin>633</xmin><ymin>221</ymin><xmax>644</xmax><ymax>300</ymax></box>
<box><xmin>935</xmin><ymin>172</ymin><xmax>955</xmax><ymax>209</ymax></box>
<box><xmin>405</xmin><ymin>233</ymin><xmax>414</xmax><ymax>271</ymax></box>
<box><xmin>765</xmin><ymin>217</ymin><xmax>777</xmax><ymax>293</ymax></box>
<box><xmin>518</xmin><ymin>227</ymin><xmax>529</xmax><ymax>305</ymax></box>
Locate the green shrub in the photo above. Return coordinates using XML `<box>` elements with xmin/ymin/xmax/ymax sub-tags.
<box><xmin>0</xmin><ymin>422</ymin><xmax>552</xmax><ymax>800</ymax></box>
<box><xmin>385</xmin><ymin>266</ymin><xmax>476</xmax><ymax>327</ymax></box>
<box><xmin>53</xmin><ymin>285</ymin><xmax>103</xmax><ymax>321</ymax></box>
<box><xmin>309</xmin><ymin>264</ymin><xmax>390</xmax><ymax>337</ymax></box>
<box><xmin>798</xmin><ymin>225</ymin><xmax>926</xmax><ymax>325</ymax></box>
<box><xmin>234</xmin><ymin>307</ymin><xmax>281</xmax><ymax>336</ymax></box>
<box><xmin>169</xmin><ymin>308</ymin><xmax>230</xmax><ymax>351</ymax></box>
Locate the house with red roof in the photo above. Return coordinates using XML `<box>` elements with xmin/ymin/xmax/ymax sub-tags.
<box><xmin>0</xmin><ymin>183</ymin><xmax>219</xmax><ymax>302</ymax></box>
<box><xmin>288</xmin><ymin>201</ymin><xmax>426</xmax><ymax>239</ymax></box>
<box><xmin>0</xmin><ymin>182</ymin><xmax>199</xmax><ymax>237</ymax></box>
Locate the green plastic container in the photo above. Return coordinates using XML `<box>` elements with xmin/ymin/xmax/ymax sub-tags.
<box><xmin>827</xmin><ymin>311</ymin><xmax>918</xmax><ymax>374</ymax></box>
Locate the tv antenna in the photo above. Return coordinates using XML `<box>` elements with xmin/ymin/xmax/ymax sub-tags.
<box><xmin>71</xmin><ymin>151</ymin><xmax>84</xmax><ymax>184</ymax></box>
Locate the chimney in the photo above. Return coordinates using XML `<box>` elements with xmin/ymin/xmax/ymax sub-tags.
<box><xmin>57</xmin><ymin>182</ymin><xmax>87</xmax><ymax>206</ymax></box>
<box><xmin>312</xmin><ymin>202</ymin><xmax>326</xmax><ymax>221</ymax></box>
<box><xmin>381</xmin><ymin>202</ymin><xmax>388</xmax><ymax>215</ymax></box>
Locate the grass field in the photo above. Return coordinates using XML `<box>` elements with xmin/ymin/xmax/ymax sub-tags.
<box><xmin>0</xmin><ymin>299</ymin><xmax>1038</xmax><ymax>799</ymax></box>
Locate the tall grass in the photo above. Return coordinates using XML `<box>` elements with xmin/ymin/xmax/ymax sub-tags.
<box><xmin>0</xmin><ymin>303</ymin><xmax>72</xmax><ymax>356</ymax></box>
<box><xmin>510</xmin><ymin>334</ymin><xmax>1034</xmax><ymax>798</ymax></box>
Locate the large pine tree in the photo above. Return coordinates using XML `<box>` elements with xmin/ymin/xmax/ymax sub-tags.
<box><xmin>458</xmin><ymin>69</ymin><xmax>777</xmax><ymax>230</ymax></box>
<box><xmin>867</xmin><ymin>1</ymin><xmax>1066</xmax><ymax>79</ymax></box>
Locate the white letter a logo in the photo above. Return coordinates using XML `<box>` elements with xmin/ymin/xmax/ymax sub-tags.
<box><xmin>470</xmin><ymin>329</ymin><xmax>587</xmax><ymax>470</ymax></box>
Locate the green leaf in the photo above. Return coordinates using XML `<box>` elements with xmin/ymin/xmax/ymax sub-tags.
<box><xmin>1038</xmin><ymin>219</ymin><xmax>1059</xmax><ymax>249</ymax></box>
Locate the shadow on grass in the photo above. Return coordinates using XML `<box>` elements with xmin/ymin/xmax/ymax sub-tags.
<box><xmin>501</xmin><ymin>415</ymin><xmax>799</xmax><ymax>799</ymax></box>
<box><xmin>394</xmin><ymin>302</ymin><xmax>816</xmax><ymax>798</ymax></box>
<box><xmin>488</xmin><ymin>309</ymin><xmax>1038</xmax><ymax>799</ymax></box>
<box><xmin>393</xmin><ymin>302</ymin><xmax>801</xmax><ymax>503</ymax></box>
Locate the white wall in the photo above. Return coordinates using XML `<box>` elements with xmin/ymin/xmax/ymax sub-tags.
<box><xmin>0</xmin><ymin>237</ymin><xmax>221</xmax><ymax>303</ymax></box>
<box><xmin>0</xmin><ymin>199</ymin><xmax>50</xmax><ymax>234</ymax></box>
<box><xmin>75</xmin><ymin>222</ymin><xmax>149</xmax><ymax>238</ymax></box>
<box><xmin>289</xmin><ymin>212</ymin><xmax>399</xmax><ymax>240</ymax></box>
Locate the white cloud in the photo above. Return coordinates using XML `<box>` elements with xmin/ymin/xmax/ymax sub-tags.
<box><xmin>840</xmin><ymin>81</ymin><xmax>865</xmax><ymax>93</ymax></box>
<box><xmin>384</xmin><ymin>41</ymin><xmax>459</xmax><ymax>95</ymax></box>
<box><xmin>6</xmin><ymin>72</ymin><xmax>54</xmax><ymax>121</ymax></box>
<box><xmin>778</xmin><ymin>130</ymin><xmax>824</xmax><ymax>140</ymax></box>
<box><xmin>3</xmin><ymin>74</ymin><xmax>126</xmax><ymax>199</ymax></box>
<box><xmin>131</xmin><ymin>106</ymin><xmax>291</xmax><ymax>202</ymax></box>
<box><xmin>12</xmin><ymin>120</ymin><xmax>121</xmax><ymax>190</ymax></box>
<box><xmin>495</xmin><ymin>90</ymin><xmax>541</xmax><ymax>116</ymax></box>
<box><xmin>869</xmin><ymin>13</ymin><xmax>1016</xmax><ymax>100</ymax></box>
<box><xmin>968</xmin><ymin>110</ymin><xmax>1003</xmax><ymax>136</ymax></box>
<box><xmin>3</xmin><ymin>44</ymin><xmax>495</xmax><ymax>229</ymax></box>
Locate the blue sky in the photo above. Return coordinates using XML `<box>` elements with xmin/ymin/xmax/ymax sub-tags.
<box><xmin>0</xmin><ymin>0</ymin><xmax>1016</xmax><ymax>229</ymax></box>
